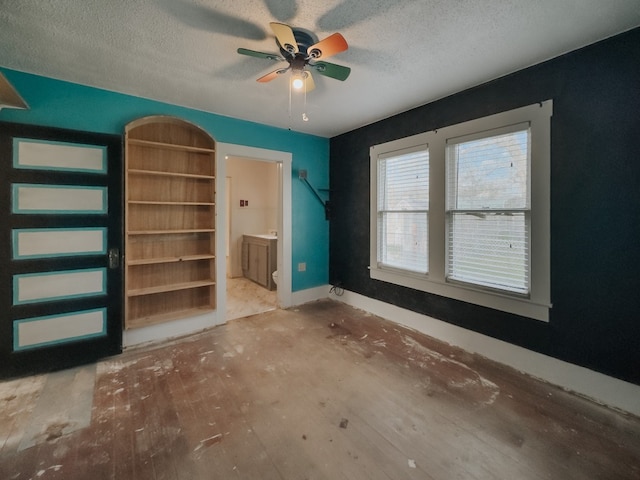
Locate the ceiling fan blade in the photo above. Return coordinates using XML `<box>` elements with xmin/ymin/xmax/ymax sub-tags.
<box><xmin>307</xmin><ymin>33</ymin><xmax>348</xmax><ymax>60</ymax></box>
<box><xmin>237</xmin><ymin>48</ymin><xmax>283</xmax><ymax>61</ymax></box>
<box><xmin>161</xmin><ymin>1</ymin><xmax>266</xmax><ymax>40</ymax></box>
<box><xmin>264</xmin><ymin>0</ymin><xmax>297</xmax><ymax>22</ymax></box>
<box><xmin>310</xmin><ymin>61</ymin><xmax>351</xmax><ymax>81</ymax></box>
<box><xmin>257</xmin><ymin>68</ymin><xmax>290</xmax><ymax>83</ymax></box>
<box><xmin>270</xmin><ymin>22</ymin><xmax>299</xmax><ymax>54</ymax></box>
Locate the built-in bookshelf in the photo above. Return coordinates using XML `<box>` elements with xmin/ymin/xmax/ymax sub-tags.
<box><xmin>125</xmin><ymin>117</ymin><xmax>216</xmax><ymax>329</ymax></box>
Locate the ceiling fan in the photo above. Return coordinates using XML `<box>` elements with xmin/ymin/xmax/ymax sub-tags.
<box><xmin>237</xmin><ymin>22</ymin><xmax>351</xmax><ymax>92</ymax></box>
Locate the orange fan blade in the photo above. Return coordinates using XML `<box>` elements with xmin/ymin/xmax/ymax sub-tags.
<box><xmin>307</xmin><ymin>33</ymin><xmax>348</xmax><ymax>60</ymax></box>
<box><xmin>257</xmin><ymin>68</ymin><xmax>289</xmax><ymax>83</ymax></box>
<box><xmin>270</xmin><ymin>22</ymin><xmax>298</xmax><ymax>54</ymax></box>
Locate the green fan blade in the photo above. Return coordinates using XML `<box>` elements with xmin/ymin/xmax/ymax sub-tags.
<box><xmin>310</xmin><ymin>61</ymin><xmax>351</xmax><ymax>81</ymax></box>
<box><xmin>237</xmin><ymin>48</ymin><xmax>283</xmax><ymax>61</ymax></box>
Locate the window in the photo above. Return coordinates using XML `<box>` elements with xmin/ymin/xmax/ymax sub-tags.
<box><xmin>370</xmin><ymin>102</ymin><xmax>552</xmax><ymax>321</ymax></box>
<box><xmin>446</xmin><ymin>125</ymin><xmax>530</xmax><ymax>294</ymax></box>
<box><xmin>377</xmin><ymin>145</ymin><xmax>429</xmax><ymax>274</ymax></box>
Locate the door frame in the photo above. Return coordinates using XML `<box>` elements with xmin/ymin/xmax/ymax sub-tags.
<box><xmin>216</xmin><ymin>142</ymin><xmax>293</xmax><ymax>321</ymax></box>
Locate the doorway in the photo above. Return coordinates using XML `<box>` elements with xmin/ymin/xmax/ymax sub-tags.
<box><xmin>215</xmin><ymin>143</ymin><xmax>292</xmax><ymax>324</ymax></box>
<box><xmin>226</xmin><ymin>157</ymin><xmax>279</xmax><ymax>319</ymax></box>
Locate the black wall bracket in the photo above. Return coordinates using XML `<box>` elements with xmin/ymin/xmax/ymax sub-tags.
<box><xmin>299</xmin><ymin>169</ymin><xmax>330</xmax><ymax>220</ymax></box>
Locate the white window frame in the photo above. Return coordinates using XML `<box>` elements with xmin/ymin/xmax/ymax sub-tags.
<box><xmin>370</xmin><ymin>101</ymin><xmax>552</xmax><ymax>321</ymax></box>
<box><xmin>376</xmin><ymin>142</ymin><xmax>430</xmax><ymax>275</ymax></box>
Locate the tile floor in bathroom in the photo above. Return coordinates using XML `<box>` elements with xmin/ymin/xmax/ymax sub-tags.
<box><xmin>226</xmin><ymin>276</ymin><xmax>277</xmax><ymax>321</ymax></box>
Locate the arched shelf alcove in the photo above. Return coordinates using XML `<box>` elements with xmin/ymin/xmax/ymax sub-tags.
<box><xmin>124</xmin><ymin>116</ymin><xmax>216</xmax><ymax>329</ymax></box>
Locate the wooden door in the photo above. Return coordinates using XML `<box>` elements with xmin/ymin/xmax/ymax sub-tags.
<box><xmin>0</xmin><ymin>121</ymin><xmax>123</xmax><ymax>378</ymax></box>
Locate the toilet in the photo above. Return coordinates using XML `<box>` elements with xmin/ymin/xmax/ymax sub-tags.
<box><xmin>271</xmin><ymin>270</ymin><xmax>278</xmax><ymax>285</ymax></box>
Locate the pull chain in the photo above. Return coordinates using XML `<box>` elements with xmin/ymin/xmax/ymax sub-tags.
<box><xmin>303</xmin><ymin>75</ymin><xmax>308</xmax><ymax>122</ymax></box>
<box><xmin>288</xmin><ymin>75</ymin><xmax>292</xmax><ymax>130</ymax></box>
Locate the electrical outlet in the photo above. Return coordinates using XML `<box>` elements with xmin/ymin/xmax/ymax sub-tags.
<box><xmin>298</xmin><ymin>262</ymin><xmax>306</xmax><ymax>272</ymax></box>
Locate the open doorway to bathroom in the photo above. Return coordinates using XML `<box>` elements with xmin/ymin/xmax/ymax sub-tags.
<box><xmin>226</xmin><ymin>157</ymin><xmax>280</xmax><ymax>320</ymax></box>
<box><xmin>216</xmin><ymin>142</ymin><xmax>292</xmax><ymax>324</ymax></box>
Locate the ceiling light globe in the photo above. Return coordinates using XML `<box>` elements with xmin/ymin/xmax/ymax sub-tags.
<box><xmin>292</xmin><ymin>77</ymin><xmax>304</xmax><ymax>90</ymax></box>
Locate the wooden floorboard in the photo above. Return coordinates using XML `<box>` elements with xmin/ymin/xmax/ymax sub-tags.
<box><xmin>1</xmin><ymin>299</ymin><xmax>639</xmax><ymax>479</ymax></box>
<box><xmin>0</xmin><ymin>374</ymin><xmax>46</xmax><ymax>454</ymax></box>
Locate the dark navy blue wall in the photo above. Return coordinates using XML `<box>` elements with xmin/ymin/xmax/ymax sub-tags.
<box><xmin>329</xmin><ymin>28</ymin><xmax>640</xmax><ymax>385</ymax></box>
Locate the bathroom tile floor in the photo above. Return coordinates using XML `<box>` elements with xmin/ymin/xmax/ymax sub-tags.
<box><xmin>226</xmin><ymin>276</ymin><xmax>277</xmax><ymax>321</ymax></box>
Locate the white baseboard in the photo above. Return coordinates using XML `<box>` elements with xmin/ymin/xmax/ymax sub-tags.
<box><xmin>291</xmin><ymin>284</ymin><xmax>332</xmax><ymax>306</ymax></box>
<box><xmin>123</xmin><ymin>311</ymin><xmax>218</xmax><ymax>349</ymax></box>
<box><xmin>329</xmin><ymin>288</ymin><xmax>640</xmax><ymax>417</ymax></box>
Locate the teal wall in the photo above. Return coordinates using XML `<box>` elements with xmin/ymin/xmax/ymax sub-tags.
<box><xmin>0</xmin><ymin>67</ymin><xmax>329</xmax><ymax>291</ymax></box>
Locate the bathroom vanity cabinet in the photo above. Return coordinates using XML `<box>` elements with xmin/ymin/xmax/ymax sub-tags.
<box><xmin>242</xmin><ymin>235</ymin><xmax>277</xmax><ymax>290</ymax></box>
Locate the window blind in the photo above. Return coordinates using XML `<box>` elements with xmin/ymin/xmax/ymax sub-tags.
<box><xmin>446</xmin><ymin>129</ymin><xmax>530</xmax><ymax>293</ymax></box>
<box><xmin>377</xmin><ymin>149</ymin><xmax>429</xmax><ymax>273</ymax></box>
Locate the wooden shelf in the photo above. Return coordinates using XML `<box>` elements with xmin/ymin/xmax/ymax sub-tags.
<box><xmin>128</xmin><ymin>280</ymin><xmax>216</xmax><ymax>297</ymax></box>
<box><xmin>126</xmin><ymin>307</ymin><xmax>215</xmax><ymax>330</ymax></box>
<box><xmin>125</xmin><ymin>116</ymin><xmax>216</xmax><ymax>329</ymax></box>
<box><xmin>128</xmin><ymin>254</ymin><xmax>215</xmax><ymax>266</ymax></box>
<box><xmin>128</xmin><ymin>200</ymin><xmax>215</xmax><ymax>206</ymax></box>
<box><xmin>128</xmin><ymin>138</ymin><xmax>215</xmax><ymax>154</ymax></box>
<box><xmin>128</xmin><ymin>229</ymin><xmax>215</xmax><ymax>235</ymax></box>
<box><xmin>128</xmin><ymin>168</ymin><xmax>215</xmax><ymax>180</ymax></box>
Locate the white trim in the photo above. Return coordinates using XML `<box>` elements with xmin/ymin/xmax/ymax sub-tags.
<box><xmin>329</xmin><ymin>288</ymin><xmax>640</xmax><ymax>417</ymax></box>
<box><xmin>370</xmin><ymin>132</ymin><xmax>430</xmax><ymax>278</ymax></box>
<box><xmin>291</xmin><ymin>284</ymin><xmax>331</xmax><ymax>306</ymax></box>
<box><xmin>123</xmin><ymin>311</ymin><xmax>217</xmax><ymax>348</ymax></box>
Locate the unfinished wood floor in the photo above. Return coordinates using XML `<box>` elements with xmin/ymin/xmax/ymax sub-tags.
<box><xmin>1</xmin><ymin>300</ymin><xmax>639</xmax><ymax>479</ymax></box>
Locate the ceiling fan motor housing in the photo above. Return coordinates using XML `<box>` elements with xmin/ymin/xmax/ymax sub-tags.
<box><xmin>290</xmin><ymin>55</ymin><xmax>307</xmax><ymax>71</ymax></box>
<box><xmin>278</xmin><ymin>28</ymin><xmax>318</xmax><ymax>60</ymax></box>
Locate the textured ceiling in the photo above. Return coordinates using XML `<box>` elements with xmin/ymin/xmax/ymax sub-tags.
<box><xmin>1</xmin><ymin>0</ymin><xmax>639</xmax><ymax>137</ymax></box>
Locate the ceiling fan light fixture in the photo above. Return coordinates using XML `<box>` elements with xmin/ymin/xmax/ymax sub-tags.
<box><xmin>238</xmin><ymin>22</ymin><xmax>347</xmax><ymax>101</ymax></box>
